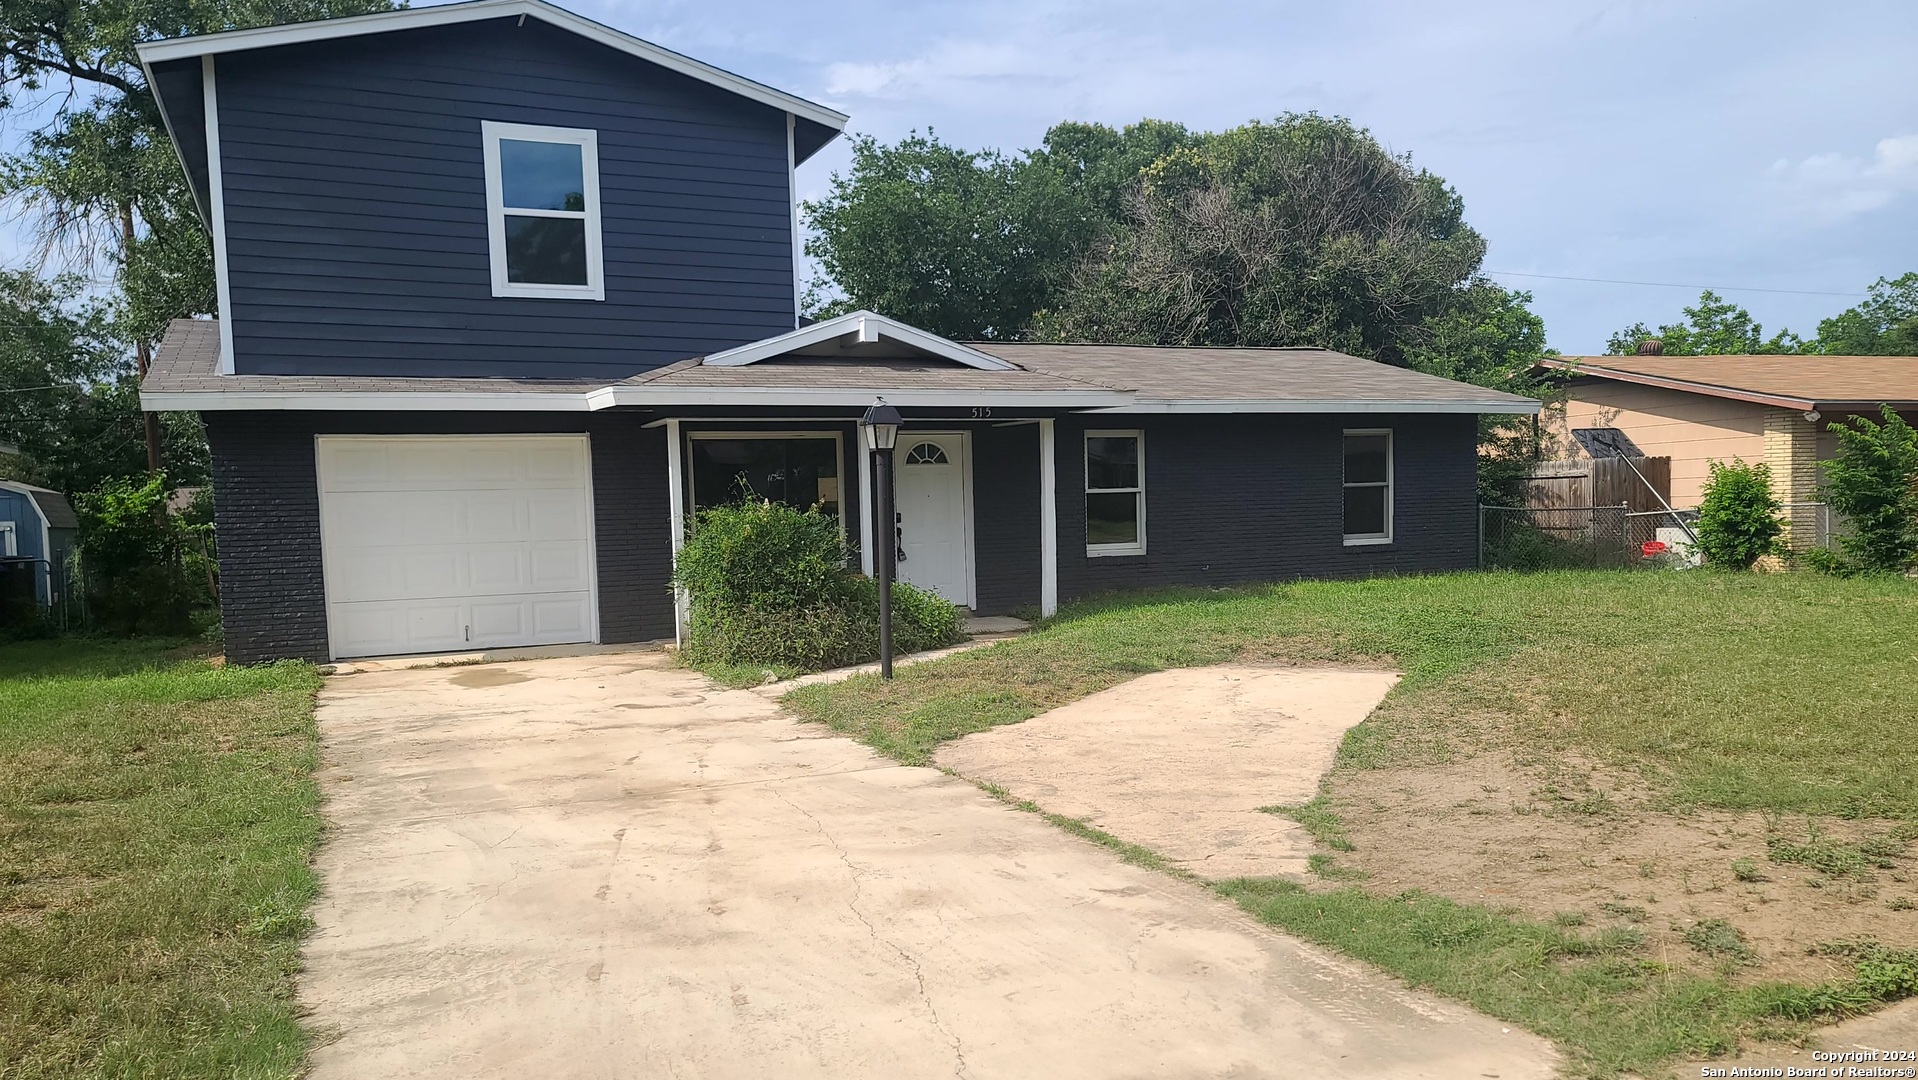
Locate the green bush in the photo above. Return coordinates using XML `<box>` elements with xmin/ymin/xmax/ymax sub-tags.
<box><xmin>1694</xmin><ymin>459</ymin><xmax>1782</xmax><ymax>569</ymax></box>
<box><xmin>672</xmin><ymin>499</ymin><xmax>965</xmax><ymax>670</ymax></box>
<box><xmin>1822</xmin><ymin>405</ymin><xmax>1918</xmax><ymax>573</ymax></box>
<box><xmin>73</xmin><ymin>473</ymin><xmax>206</xmax><ymax>636</ymax></box>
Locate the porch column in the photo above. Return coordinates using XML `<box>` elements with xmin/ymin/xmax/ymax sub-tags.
<box><xmin>1039</xmin><ymin>418</ymin><xmax>1058</xmax><ymax>617</ymax></box>
<box><xmin>665</xmin><ymin>418</ymin><xmax>688</xmax><ymax>645</ymax></box>
<box><xmin>1763</xmin><ymin>408</ymin><xmax>1822</xmax><ymax>550</ymax></box>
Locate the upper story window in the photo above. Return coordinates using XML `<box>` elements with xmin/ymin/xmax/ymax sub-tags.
<box><xmin>1343</xmin><ymin>429</ymin><xmax>1393</xmax><ymax>545</ymax></box>
<box><xmin>481</xmin><ymin>121</ymin><xmax>604</xmax><ymax>301</ymax></box>
<box><xmin>1085</xmin><ymin>430</ymin><xmax>1145</xmax><ymax>556</ymax></box>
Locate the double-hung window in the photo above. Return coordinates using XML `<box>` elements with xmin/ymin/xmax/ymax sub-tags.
<box><xmin>482</xmin><ymin>121</ymin><xmax>604</xmax><ymax>300</ymax></box>
<box><xmin>1342</xmin><ymin>429</ymin><xmax>1393</xmax><ymax>544</ymax></box>
<box><xmin>1085</xmin><ymin>430</ymin><xmax>1145</xmax><ymax>556</ymax></box>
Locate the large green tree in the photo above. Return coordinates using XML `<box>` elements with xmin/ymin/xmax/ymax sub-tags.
<box><xmin>0</xmin><ymin>0</ymin><xmax>393</xmax><ymax>488</ymax></box>
<box><xmin>1037</xmin><ymin>114</ymin><xmax>1486</xmax><ymax>356</ymax></box>
<box><xmin>1814</xmin><ymin>272</ymin><xmax>1918</xmax><ymax>355</ymax></box>
<box><xmin>802</xmin><ymin>131</ymin><xmax>1097</xmax><ymax>339</ymax></box>
<box><xmin>1605</xmin><ymin>290</ymin><xmax>1805</xmax><ymax>356</ymax></box>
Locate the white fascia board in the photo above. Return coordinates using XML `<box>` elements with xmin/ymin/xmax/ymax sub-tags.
<box><xmin>702</xmin><ymin>310</ymin><xmax>1016</xmax><ymax>371</ymax></box>
<box><xmin>1089</xmin><ymin>398</ymin><xmax>1543</xmax><ymax>415</ymax></box>
<box><xmin>587</xmin><ymin>385</ymin><xmax>1129</xmax><ymax>409</ymax></box>
<box><xmin>143</xmin><ymin>385</ymin><xmax>1134</xmax><ymax>412</ymax></box>
<box><xmin>135</xmin><ymin>0</ymin><xmax>849</xmax><ymax>131</ymax></box>
<box><xmin>142</xmin><ymin>390</ymin><xmax>596</xmax><ymax>412</ymax></box>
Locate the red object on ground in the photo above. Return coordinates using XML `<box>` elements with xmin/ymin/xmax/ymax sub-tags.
<box><xmin>1641</xmin><ymin>540</ymin><xmax>1668</xmax><ymax>558</ymax></box>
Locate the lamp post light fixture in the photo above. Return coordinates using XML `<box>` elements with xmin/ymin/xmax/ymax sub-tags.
<box><xmin>860</xmin><ymin>398</ymin><xmax>903</xmax><ymax>679</ymax></box>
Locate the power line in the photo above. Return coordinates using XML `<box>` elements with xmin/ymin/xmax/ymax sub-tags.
<box><xmin>1482</xmin><ymin>270</ymin><xmax>1868</xmax><ymax>298</ymax></box>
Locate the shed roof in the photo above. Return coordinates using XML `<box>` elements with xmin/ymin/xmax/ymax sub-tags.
<box><xmin>0</xmin><ymin>481</ymin><xmax>77</xmax><ymax>530</ymax></box>
<box><xmin>1542</xmin><ymin>355</ymin><xmax>1918</xmax><ymax>410</ymax></box>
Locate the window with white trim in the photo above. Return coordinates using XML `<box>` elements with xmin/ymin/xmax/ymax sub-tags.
<box><xmin>481</xmin><ymin>121</ymin><xmax>604</xmax><ymax>300</ymax></box>
<box><xmin>1342</xmin><ymin>429</ymin><xmax>1393</xmax><ymax>544</ymax></box>
<box><xmin>1085</xmin><ymin>430</ymin><xmax>1145</xmax><ymax>556</ymax></box>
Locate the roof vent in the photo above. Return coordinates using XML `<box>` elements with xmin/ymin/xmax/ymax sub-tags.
<box><xmin>1635</xmin><ymin>338</ymin><xmax>1665</xmax><ymax>356</ymax></box>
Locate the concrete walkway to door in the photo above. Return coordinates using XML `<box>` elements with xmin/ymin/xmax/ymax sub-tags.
<box><xmin>301</xmin><ymin>650</ymin><xmax>1559</xmax><ymax>1079</ymax></box>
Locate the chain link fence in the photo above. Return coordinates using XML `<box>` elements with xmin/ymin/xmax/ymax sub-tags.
<box><xmin>1481</xmin><ymin>502</ymin><xmax>1835</xmax><ymax>570</ymax></box>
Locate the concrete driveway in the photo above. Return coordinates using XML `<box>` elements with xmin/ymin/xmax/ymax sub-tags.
<box><xmin>302</xmin><ymin>650</ymin><xmax>1558</xmax><ymax>1079</ymax></box>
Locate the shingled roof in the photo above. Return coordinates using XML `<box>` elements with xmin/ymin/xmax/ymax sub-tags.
<box><xmin>142</xmin><ymin>318</ymin><xmax>1541</xmax><ymax>414</ymax></box>
<box><xmin>1543</xmin><ymin>354</ymin><xmax>1918</xmax><ymax>410</ymax></box>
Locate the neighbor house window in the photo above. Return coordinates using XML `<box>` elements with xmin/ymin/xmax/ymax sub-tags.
<box><xmin>1085</xmin><ymin>430</ymin><xmax>1145</xmax><ymax>556</ymax></box>
<box><xmin>1343</xmin><ymin>429</ymin><xmax>1392</xmax><ymax>544</ymax></box>
<box><xmin>688</xmin><ymin>434</ymin><xmax>843</xmax><ymax>521</ymax></box>
<box><xmin>481</xmin><ymin>121</ymin><xmax>604</xmax><ymax>300</ymax></box>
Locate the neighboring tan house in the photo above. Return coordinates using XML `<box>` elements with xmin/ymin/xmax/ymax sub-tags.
<box><xmin>134</xmin><ymin>0</ymin><xmax>1537</xmax><ymax>665</ymax></box>
<box><xmin>1539</xmin><ymin>354</ymin><xmax>1918</xmax><ymax>542</ymax></box>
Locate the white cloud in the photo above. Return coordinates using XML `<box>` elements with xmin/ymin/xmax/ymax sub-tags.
<box><xmin>1769</xmin><ymin>134</ymin><xmax>1918</xmax><ymax>222</ymax></box>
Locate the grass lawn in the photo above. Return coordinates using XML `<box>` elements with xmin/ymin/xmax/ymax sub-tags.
<box><xmin>783</xmin><ymin>570</ymin><xmax>1918</xmax><ymax>1076</ymax></box>
<box><xmin>0</xmin><ymin>637</ymin><xmax>322</xmax><ymax>1080</ymax></box>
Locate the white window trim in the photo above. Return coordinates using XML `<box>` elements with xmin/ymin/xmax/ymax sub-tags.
<box><xmin>481</xmin><ymin>121</ymin><xmax>605</xmax><ymax>301</ymax></box>
<box><xmin>1085</xmin><ymin>428</ymin><xmax>1146</xmax><ymax>557</ymax></box>
<box><xmin>0</xmin><ymin>521</ymin><xmax>15</xmax><ymax>558</ymax></box>
<box><xmin>1342</xmin><ymin>428</ymin><xmax>1394</xmax><ymax>546</ymax></box>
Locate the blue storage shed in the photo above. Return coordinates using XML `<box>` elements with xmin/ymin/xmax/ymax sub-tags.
<box><xmin>0</xmin><ymin>480</ymin><xmax>79</xmax><ymax>609</ymax></box>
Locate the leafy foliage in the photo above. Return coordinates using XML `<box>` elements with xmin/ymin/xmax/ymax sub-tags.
<box><xmin>672</xmin><ymin>499</ymin><xmax>962</xmax><ymax>671</ymax></box>
<box><xmin>1815</xmin><ymin>272</ymin><xmax>1918</xmax><ymax>356</ymax></box>
<box><xmin>1694</xmin><ymin>460</ymin><xmax>1782</xmax><ymax>570</ymax></box>
<box><xmin>801</xmin><ymin>131</ymin><xmax>1097</xmax><ymax>339</ymax></box>
<box><xmin>1037</xmin><ymin>114</ymin><xmax>1486</xmax><ymax>357</ymax></box>
<box><xmin>73</xmin><ymin>472</ymin><xmax>209</xmax><ymax>635</ymax></box>
<box><xmin>1606</xmin><ymin>290</ymin><xmax>1805</xmax><ymax>356</ymax></box>
<box><xmin>0</xmin><ymin>271</ymin><xmax>207</xmax><ymax>492</ymax></box>
<box><xmin>1821</xmin><ymin>405</ymin><xmax>1918</xmax><ymax>572</ymax></box>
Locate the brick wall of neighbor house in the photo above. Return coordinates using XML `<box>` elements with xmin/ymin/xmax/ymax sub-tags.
<box><xmin>205</xmin><ymin>411</ymin><xmax>672</xmax><ymax>665</ymax></box>
<box><xmin>1546</xmin><ymin>381</ymin><xmax>1766</xmax><ymax>507</ymax></box>
<box><xmin>1053</xmin><ymin>413</ymin><xmax>1479</xmax><ymax>601</ymax></box>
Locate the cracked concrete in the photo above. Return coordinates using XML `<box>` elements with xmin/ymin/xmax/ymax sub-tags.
<box><xmin>301</xmin><ymin>651</ymin><xmax>1557</xmax><ymax>1079</ymax></box>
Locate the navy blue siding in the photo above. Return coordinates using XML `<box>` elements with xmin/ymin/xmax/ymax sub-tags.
<box><xmin>971</xmin><ymin>424</ymin><xmax>1041</xmax><ymax>616</ymax></box>
<box><xmin>205</xmin><ymin>412</ymin><xmax>674</xmax><ymax>664</ymax></box>
<box><xmin>215</xmin><ymin>17</ymin><xmax>797</xmax><ymax>379</ymax></box>
<box><xmin>1054</xmin><ymin>414</ymin><xmax>1480</xmax><ymax>601</ymax></box>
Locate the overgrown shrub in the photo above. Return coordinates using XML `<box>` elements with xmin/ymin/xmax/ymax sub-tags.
<box><xmin>1822</xmin><ymin>405</ymin><xmax>1918</xmax><ymax>573</ymax></box>
<box><xmin>672</xmin><ymin>499</ymin><xmax>964</xmax><ymax>670</ymax></box>
<box><xmin>1694</xmin><ymin>459</ymin><xmax>1782</xmax><ymax>569</ymax></box>
<box><xmin>73</xmin><ymin>473</ymin><xmax>206</xmax><ymax>636</ymax></box>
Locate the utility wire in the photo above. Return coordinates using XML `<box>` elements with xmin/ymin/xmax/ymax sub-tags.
<box><xmin>1483</xmin><ymin>270</ymin><xmax>1867</xmax><ymax>298</ymax></box>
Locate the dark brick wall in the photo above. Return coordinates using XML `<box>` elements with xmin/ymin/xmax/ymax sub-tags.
<box><xmin>205</xmin><ymin>411</ymin><xmax>672</xmax><ymax>664</ymax></box>
<box><xmin>970</xmin><ymin>423</ymin><xmax>1041</xmax><ymax>616</ymax></box>
<box><xmin>1054</xmin><ymin>413</ymin><xmax>1479</xmax><ymax>601</ymax></box>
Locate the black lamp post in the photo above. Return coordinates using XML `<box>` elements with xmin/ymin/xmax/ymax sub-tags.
<box><xmin>860</xmin><ymin>398</ymin><xmax>903</xmax><ymax>679</ymax></box>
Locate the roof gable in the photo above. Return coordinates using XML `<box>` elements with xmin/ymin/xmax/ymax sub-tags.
<box><xmin>702</xmin><ymin>312</ymin><xmax>1019</xmax><ymax>371</ymax></box>
<box><xmin>137</xmin><ymin>0</ymin><xmax>846</xmax><ymax>135</ymax></box>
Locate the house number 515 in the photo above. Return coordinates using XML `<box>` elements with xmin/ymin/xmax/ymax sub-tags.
<box><xmin>970</xmin><ymin>407</ymin><xmax>993</xmax><ymax>418</ymax></box>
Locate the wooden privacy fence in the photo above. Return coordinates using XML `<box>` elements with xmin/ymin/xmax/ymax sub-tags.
<box><xmin>1522</xmin><ymin>456</ymin><xmax>1671</xmax><ymax>514</ymax></box>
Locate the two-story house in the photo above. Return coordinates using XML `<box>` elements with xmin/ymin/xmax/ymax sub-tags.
<box><xmin>137</xmin><ymin>0</ymin><xmax>1539</xmax><ymax>665</ymax></box>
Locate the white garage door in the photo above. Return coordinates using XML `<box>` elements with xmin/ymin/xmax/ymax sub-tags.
<box><xmin>317</xmin><ymin>436</ymin><xmax>597</xmax><ymax>659</ymax></box>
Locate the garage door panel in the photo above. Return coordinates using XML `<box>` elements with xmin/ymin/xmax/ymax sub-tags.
<box><xmin>530</xmin><ymin>596</ymin><xmax>593</xmax><ymax>638</ymax></box>
<box><xmin>527</xmin><ymin>490</ymin><xmax>591</xmax><ymax>540</ymax></box>
<box><xmin>318</xmin><ymin>436</ymin><xmax>597</xmax><ymax>659</ymax></box>
<box><xmin>527</xmin><ymin>544</ymin><xmax>590</xmax><ymax>590</ymax></box>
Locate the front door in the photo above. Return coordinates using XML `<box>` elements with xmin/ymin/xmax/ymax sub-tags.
<box><xmin>893</xmin><ymin>433</ymin><xmax>973</xmax><ymax>607</ymax></box>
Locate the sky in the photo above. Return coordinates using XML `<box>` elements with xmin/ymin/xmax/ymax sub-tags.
<box><xmin>586</xmin><ymin>0</ymin><xmax>1918</xmax><ymax>354</ymax></box>
<box><xmin>7</xmin><ymin>0</ymin><xmax>1915</xmax><ymax>354</ymax></box>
